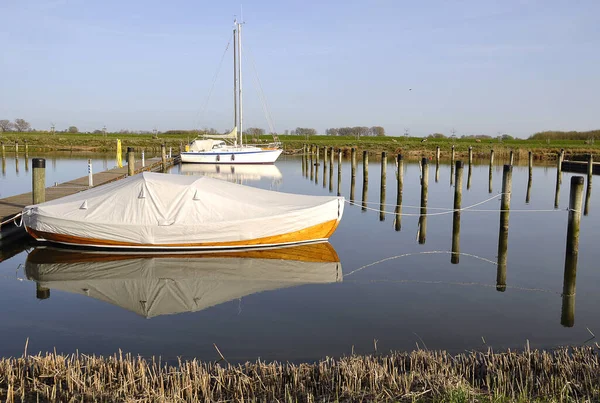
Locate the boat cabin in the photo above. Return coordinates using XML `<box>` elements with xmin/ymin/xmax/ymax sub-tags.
<box><xmin>188</xmin><ymin>139</ymin><xmax>228</xmax><ymax>152</ymax></box>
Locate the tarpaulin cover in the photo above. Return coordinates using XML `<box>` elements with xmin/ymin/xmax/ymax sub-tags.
<box><xmin>23</xmin><ymin>172</ymin><xmax>343</xmax><ymax>246</ymax></box>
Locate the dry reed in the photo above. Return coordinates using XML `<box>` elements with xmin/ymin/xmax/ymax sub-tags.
<box><xmin>1</xmin><ymin>345</ymin><xmax>599</xmax><ymax>402</ymax></box>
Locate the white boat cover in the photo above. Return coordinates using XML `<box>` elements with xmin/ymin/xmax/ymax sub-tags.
<box><xmin>23</xmin><ymin>172</ymin><xmax>343</xmax><ymax>247</ymax></box>
<box><xmin>26</xmin><ymin>245</ymin><xmax>342</xmax><ymax>318</ymax></box>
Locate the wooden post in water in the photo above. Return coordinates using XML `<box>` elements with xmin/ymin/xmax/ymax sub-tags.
<box><xmin>315</xmin><ymin>146</ymin><xmax>320</xmax><ymax>185</ymax></box>
<box><xmin>489</xmin><ymin>150</ymin><xmax>494</xmax><ymax>194</ymax></box>
<box><xmin>329</xmin><ymin>147</ymin><xmax>334</xmax><ymax>193</ymax></box>
<box><xmin>451</xmin><ymin>161</ymin><xmax>464</xmax><ymax>264</ymax></box>
<box><xmin>25</xmin><ymin>155</ymin><xmax>29</xmax><ymax>173</ymax></box>
<box><xmin>1</xmin><ymin>141</ymin><xmax>5</xmax><ymax>159</ymax></box>
<box><xmin>361</xmin><ymin>151</ymin><xmax>369</xmax><ymax>211</ymax></box>
<box><xmin>584</xmin><ymin>154</ymin><xmax>592</xmax><ymax>216</ymax></box>
<box><xmin>561</xmin><ymin>176</ymin><xmax>584</xmax><ymax>327</ymax></box>
<box><xmin>310</xmin><ymin>145</ymin><xmax>314</xmax><ymax>181</ymax></box>
<box><xmin>350</xmin><ymin>148</ymin><xmax>357</xmax><ymax>202</ymax></box>
<box><xmin>88</xmin><ymin>159</ymin><xmax>93</xmax><ymax>187</ymax></box>
<box><xmin>380</xmin><ymin>152</ymin><xmax>387</xmax><ymax>221</ymax></box>
<box><xmin>435</xmin><ymin>146</ymin><xmax>440</xmax><ymax>183</ymax></box>
<box><xmin>395</xmin><ymin>154</ymin><xmax>403</xmax><ymax>231</ymax></box>
<box><xmin>24</xmin><ymin>140</ymin><xmax>28</xmax><ymax>157</ymax></box>
<box><xmin>127</xmin><ymin>147</ymin><xmax>135</xmax><ymax>176</ymax></box>
<box><xmin>161</xmin><ymin>144</ymin><xmax>167</xmax><ymax>171</ymax></box>
<box><xmin>496</xmin><ymin>165</ymin><xmax>512</xmax><ymax>292</ymax></box>
<box><xmin>526</xmin><ymin>151</ymin><xmax>533</xmax><ymax>204</ymax></box>
<box><xmin>322</xmin><ymin>146</ymin><xmax>328</xmax><ymax>188</ymax></box>
<box><xmin>36</xmin><ymin>283</ymin><xmax>50</xmax><ymax>300</ymax></box>
<box><xmin>554</xmin><ymin>152</ymin><xmax>561</xmax><ymax>208</ymax></box>
<box><xmin>1</xmin><ymin>157</ymin><xmax>5</xmax><ymax>177</ymax></box>
<box><xmin>14</xmin><ymin>140</ymin><xmax>18</xmax><ymax>155</ymax></box>
<box><xmin>418</xmin><ymin>157</ymin><xmax>428</xmax><ymax>244</ymax></box>
<box><xmin>301</xmin><ymin>145</ymin><xmax>306</xmax><ymax>176</ymax></box>
<box><xmin>141</xmin><ymin>149</ymin><xmax>145</xmax><ymax>168</ymax></box>
<box><xmin>468</xmin><ymin>146</ymin><xmax>473</xmax><ymax>166</ymax></box>
<box><xmin>32</xmin><ymin>158</ymin><xmax>46</xmax><ymax>204</ymax></box>
<box><xmin>558</xmin><ymin>149</ymin><xmax>564</xmax><ymax>185</ymax></box>
<box><xmin>450</xmin><ymin>145</ymin><xmax>455</xmax><ymax>186</ymax></box>
<box><xmin>337</xmin><ymin>149</ymin><xmax>342</xmax><ymax>196</ymax></box>
<box><xmin>15</xmin><ymin>153</ymin><xmax>19</xmax><ymax>175</ymax></box>
<box><xmin>467</xmin><ymin>145</ymin><xmax>473</xmax><ymax>190</ymax></box>
<box><xmin>509</xmin><ymin>150</ymin><xmax>514</xmax><ymax>166</ymax></box>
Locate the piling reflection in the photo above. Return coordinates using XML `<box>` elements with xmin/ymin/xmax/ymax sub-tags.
<box><xmin>15</xmin><ymin>156</ymin><xmax>19</xmax><ymax>176</ymax></box>
<box><xmin>554</xmin><ymin>153</ymin><xmax>561</xmax><ymax>208</ymax></box>
<box><xmin>25</xmin><ymin>243</ymin><xmax>342</xmax><ymax>318</ymax></box>
<box><xmin>526</xmin><ymin>151</ymin><xmax>533</xmax><ymax>204</ymax></box>
<box><xmin>323</xmin><ymin>147</ymin><xmax>328</xmax><ymax>189</ymax></box>
<box><xmin>329</xmin><ymin>148</ymin><xmax>334</xmax><ymax>193</ymax></box>
<box><xmin>337</xmin><ymin>150</ymin><xmax>342</xmax><ymax>197</ymax></box>
<box><xmin>467</xmin><ymin>164</ymin><xmax>472</xmax><ymax>190</ymax></box>
<box><xmin>350</xmin><ymin>148</ymin><xmax>356</xmax><ymax>203</ymax></box>
<box><xmin>362</xmin><ymin>151</ymin><xmax>368</xmax><ymax>212</ymax></box>
<box><xmin>584</xmin><ymin>154</ymin><xmax>592</xmax><ymax>216</ymax></box>
<box><xmin>1</xmin><ymin>157</ymin><xmax>5</xmax><ymax>177</ymax></box>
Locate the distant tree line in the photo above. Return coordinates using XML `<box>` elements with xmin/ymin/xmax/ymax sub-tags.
<box><xmin>529</xmin><ymin>130</ymin><xmax>600</xmax><ymax>141</ymax></box>
<box><xmin>0</xmin><ymin>118</ymin><xmax>31</xmax><ymax>132</ymax></box>
<box><xmin>325</xmin><ymin>126</ymin><xmax>385</xmax><ymax>138</ymax></box>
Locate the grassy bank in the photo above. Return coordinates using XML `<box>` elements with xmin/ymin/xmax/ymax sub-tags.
<box><xmin>1</xmin><ymin>346</ymin><xmax>599</xmax><ymax>402</ymax></box>
<box><xmin>1</xmin><ymin>132</ymin><xmax>600</xmax><ymax>160</ymax></box>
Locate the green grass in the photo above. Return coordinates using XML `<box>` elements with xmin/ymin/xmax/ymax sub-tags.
<box><xmin>1</xmin><ymin>132</ymin><xmax>600</xmax><ymax>160</ymax></box>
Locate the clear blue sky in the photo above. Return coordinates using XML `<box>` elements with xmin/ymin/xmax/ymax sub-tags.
<box><xmin>1</xmin><ymin>0</ymin><xmax>599</xmax><ymax>137</ymax></box>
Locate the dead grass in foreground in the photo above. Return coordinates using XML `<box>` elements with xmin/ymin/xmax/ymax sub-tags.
<box><xmin>0</xmin><ymin>346</ymin><xmax>599</xmax><ymax>402</ymax></box>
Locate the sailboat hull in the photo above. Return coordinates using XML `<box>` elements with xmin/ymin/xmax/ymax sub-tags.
<box><xmin>180</xmin><ymin>148</ymin><xmax>282</xmax><ymax>164</ymax></box>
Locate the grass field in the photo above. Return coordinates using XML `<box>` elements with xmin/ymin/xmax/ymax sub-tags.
<box><xmin>1</xmin><ymin>132</ymin><xmax>599</xmax><ymax>160</ymax></box>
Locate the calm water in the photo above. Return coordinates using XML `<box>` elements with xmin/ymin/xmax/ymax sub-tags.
<box><xmin>0</xmin><ymin>153</ymin><xmax>599</xmax><ymax>362</ymax></box>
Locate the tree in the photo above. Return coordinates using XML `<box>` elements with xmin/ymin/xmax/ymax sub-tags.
<box><xmin>326</xmin><ymin>128</ymin><xmax>339</xmax><ymax>136</ymax></box>
<box><xmin>68</xmin><ymin>126</ymin><xmax>79</xmax><ymax>133</ymax></box>
<box><xmin>0</xmin><ymin>119</ymin><xmax>13</xmax><ymax>132</ymax></box>
<box><xmin>13</xmin><ymin>118</ymin><xmax>31</xmax><ymax>132</ymax></box>
<box><xmin>371</xmin><ymin>126</ymin><xmax>385</xmax><ymax>137</ymax></box>
<box><xmin>246</xmin><ymin>127</ymin><xmax>265</xmax><ymax>139</ymax></box>
<box><xmin>295</xmin><ymin>127</ymin><xmax>317</xmax><ymax>139</ymax></box>
<box><xmin>428</xmin><ymin>133</ymin><xmax>446</xmax><ymax>139</ymax></box>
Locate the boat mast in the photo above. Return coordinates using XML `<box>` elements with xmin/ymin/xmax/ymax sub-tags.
<box><xmin>238</xmin><ymin>21</ymin><xmax>243</xmax><ymax>147</ymax></box>
<box><xmin>233</xmin><ymin>22</ymin><xmax>238</xmax><ymax>146</ymax></box>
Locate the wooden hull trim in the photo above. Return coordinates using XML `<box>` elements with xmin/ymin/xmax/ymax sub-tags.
<box><xmin>26</xmin><ymin>218</ymin><xmax>341</xmax><ymax>250</ymax></box>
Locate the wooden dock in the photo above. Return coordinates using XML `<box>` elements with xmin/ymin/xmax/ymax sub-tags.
<box><xmin>0</xmin><ymin>156</ymin><xmax>180</xmax><ymax>246</ymax></box>
<box><xmin>561</xmin><ymin>160</ymin><xmax>600</xmax><ymax>175</ymax></box>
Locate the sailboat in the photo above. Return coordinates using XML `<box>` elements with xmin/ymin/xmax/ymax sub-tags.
<box><xmin>25</xmin><ymin>243</ymin><xmax>342</xmax><ymax>318</ymax></box>
<box><xmin>181</xmin><ymin>20</ymin><xmax>283</xmax><ymax>165</ymax></box>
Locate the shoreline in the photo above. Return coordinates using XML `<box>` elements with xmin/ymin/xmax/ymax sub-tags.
<box><xmin>1</xmin><ymin>346</ymin><xmax>598</xmax><ymax>402</ymax></box>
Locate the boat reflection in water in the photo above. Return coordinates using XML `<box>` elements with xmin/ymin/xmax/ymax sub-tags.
<box><xmin>25</xmin><ymin>242</ymin><xmax>342</xmax><ymax>318</ymax></box>
<box><xmin>180</xmin><ymin>163</ymin><xmax>283</xmax><ymax>185</ymax></box>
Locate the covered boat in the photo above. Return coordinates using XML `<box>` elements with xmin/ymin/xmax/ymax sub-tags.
<box><xmin>25</xmin><ymin>243</ymin><xmax>342</xmax><ymax>318</ymax></box>
<box><xmin>23</xmin><ymin>172</ymin><xmax>344</xmax><ymax>249</ymax></box>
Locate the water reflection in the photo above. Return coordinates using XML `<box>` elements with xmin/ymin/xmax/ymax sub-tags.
<box><xmin>180</xmin><ymin>163</ymin><xmax>282</xmax><ymax>185</ymax></box>
<box><xmin>26</xmin><ymin>243</ymin><xmax>342</xmax><ymax>318</ymax></box>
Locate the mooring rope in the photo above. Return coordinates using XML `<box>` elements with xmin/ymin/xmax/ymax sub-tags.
<box><xmin>345</xmin><ymin>250</ymin><xmax>498</xmax><ymax>277</ymax></box>
<box><xmin>0</xmin><ymin>212</ymin><xmax>23</xmax><ymax>227</ymax></box>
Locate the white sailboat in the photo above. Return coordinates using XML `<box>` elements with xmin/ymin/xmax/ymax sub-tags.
<box><xmin>181</xmin><ymin>20</ymin><xmax>283</xmax><ymax>164</ymax></box>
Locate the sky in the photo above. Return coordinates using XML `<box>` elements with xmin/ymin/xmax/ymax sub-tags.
<box><xmin>1</xmin><ymin>0</ymin><xmax>599</xmax><ymax>138</ymax></box>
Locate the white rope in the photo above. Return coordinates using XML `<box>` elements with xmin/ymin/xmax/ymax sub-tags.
<box><xmin>0</xmin><ymin>212</ymin><xmax>23</xmax><ymax>227</ymax></box>
<box><xmin>245</xmin><ymin>44</ymin><xmax>276</xmax><ymax>135</ymax></box>
<box><xmin>346</xmin><ymin>193</ymin><xmax>503</xmax><ymax>217</ymax></box>
<box><xmin>345</xmin><ymin>250</ymin><xmax>498</xmax><ymax>277</ymax></box>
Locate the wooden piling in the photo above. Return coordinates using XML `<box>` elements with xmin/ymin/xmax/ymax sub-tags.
<box><xmin>142</xmin><ymin>149</ymin><xmax>145</xmax><ymax>168</ymax></box>
<box><xmin>362</xmin><ymin>151</ymin><xmax>369</xmax><ymax>211</ymax></box>
<box><xmin>584</xmin><ymin>154</ymin><xmax>592</xmax><ymax>215</ymax></box>
<box><xmin>561</xmin><ymin>176</ymin><xmax>584</xmax><ymax>327</ymax></box>
<box><xmin>558</xmin><ymin>149</ymin><xmax>564</xmax><ymax>185</ymax></box>
<box><xmin>302</xmin><ymin>145</ymin><xmax>306</xmax><ymax>176</ymax></box>
<box><xmin>32</xmin><ymin>158</ymin><xmax>46</xmax><ymax>204</ymax></box>
<box><xmin>380</xmin><ymin>152</ymin><xmax>387</xmax><ymax>221</ymax></box>
<box><xmin>127</xmin><ymin>147</ymin><xmax>135</xmax><ymax>176</ymax></box>
<box><xmin>24</xmin><ymin>140</ymin><xmax>28</xmax><ymax>157</ymax></box>
<box><xmin>310</xmin><ymin>145</ymin><xmax>314</xmax><ymax>181</ymax></box>
<box><xmin>554</xmin><ymin>152</ymin><xmax>561</xmax><ymax>208</ymax></box>
<box><xmin>322</xmin><ymin>147</ymin><xmax>328</xmax><ymax>189</ymax></box>
<box><xmin>467</xmin><ymin>162</ymin><xmax>472</xmax><ymax>190</ymax></box>
<box><xmin>468</xmin><ymin>146</ymin><xmax>473</xmax><ymax>166</ymax></box>
<box><xmin>509</xmin><ymin>150</ymin><xmax>514</xmax><ymax>166</ymax></box>
<box><xmin>451</xmin><ymin>161</ymin><xmax>464</xmax><ymax>264</ymax></box>
<box><xmin>25</xmin><ymin>156</ymin><xmax>29</xmax><ymax>173</ymax></box>
<box><xmin>329</xmin><ymin>147</ymin><xmax>334</xmax><ymax>193</ymax></box>
<box><xmin>350</xmin><ymin>148</ymin><xmax>356</xmax><ymax>202</ymax></box>
<box><xmin>36</xmin><ymin>283</ymin><xmax>50</xmax><ymax>300</ymax></box>
<box><xmin>526</xmin><ymin>151</ymin><xmax>533</xmax><ymax>204</ymax></box>
<box><xmin>435</xmin><ymin>146</ymin><xmax>440</xmax><ymax>183</ymax></box>
<box><xmin>496</xmin><ymin>165</ymin><xmax>513</xmax><ymax>291</ymax></box>
<box><xmin>161</xmin><ymin>144</ymin><xmax>167</xmax><ymax>171</ymax></box>
<box><xmin>14</xmin><ymin>140</ymin><xmax>18</xmax><ymax>155</ymax></box>
<box><xmin>1</xmin><ymin>141</ymin><xmax>5</xmax><ymax>159</ymax></box>
<box><xmin>88</xmin><ymin>159</ymin><xmax>93</xmax><ymax>187</ymax></box>
<box><xmin>315</xmin><ymin>146</ymin><xmax>320</xmax><ymax>185</ymax></box>
<box><xmin>488</xmin><ymin>163</ymin><xmax>493</xmax><ymax>193</ymax></box>
<box><xmin>337</xmin><ymin>149</ymin><xmax>342</xmax><ymax>196</ymax></box>
<box><xmin>418</xmin><ymin>157</ymin><xmax>428</xmax><ymax>244</ymax></box>
<box><xmin>450</xmin><ymin>145</ymin><xmax>455</xmax><ymax>186</ymax></box>
<box><xmin>395</xmin><ymin>154</ymin><xmax>403</xmax><ymax>231</ymax></box>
